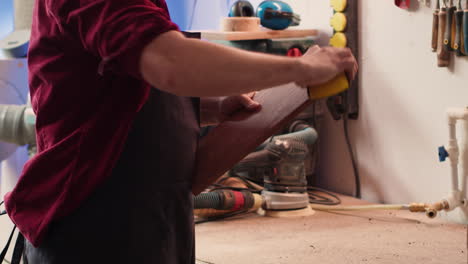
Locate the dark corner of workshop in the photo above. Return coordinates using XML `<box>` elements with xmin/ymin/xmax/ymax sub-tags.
<box><xmin>0</xmin><ymin>0</ymin><xmax>467</xmax><ymax>263</ymax></box>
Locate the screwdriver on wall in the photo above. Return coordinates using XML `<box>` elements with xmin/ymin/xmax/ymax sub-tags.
<box><xmin>443</xmin><ymin>0</ymin><xmax>456</xmax><ymax>51</ymax></box>
<box><xmin>438</xmin><ymin>0</ymin><xmax>451</xmax><ymax>66</ymax></box>
<box><xmin>432</xmin><ymin>0</ymin><xmax>440</xmax><ymax>52</ymax></box>
<box><xmin>454</xmin><ymin>0</ymin><xmax>465</xmax><ymax>55</ymax></box>
<box><xmin>464</xmin><ymin>0</ymin><xmax>468</xmax><ymax>55</ymax></box>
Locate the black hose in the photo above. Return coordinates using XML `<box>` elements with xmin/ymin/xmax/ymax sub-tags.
<box><xmin>194</xmin><ymin>192</ymin><xmax>224</xmax><ymax>210</ymax></box>
<box><xmin>194</xmin><ymin>189</ymin><xmax>256</xmax><ymax>210</ymax></box>
<box><xmin>275</xmin><ymin>127</ymin><xmax>317</xmax><ymax>145</ymax></box>
<box><xmin>257</xmin><ymin>126</ymin><xmax>318</xmax><ymax>150</ymax></box>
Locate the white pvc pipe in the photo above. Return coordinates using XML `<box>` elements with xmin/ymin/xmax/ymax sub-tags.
<box><xmin>444</xmin><ymin>107</ymin><xmax>468</xmax><ymax>210</ymax></box>
<box><xmin>447</xmin><ymin>108</ymin><xmax>468</xmax><ymax>120</ymax></box>
<box><xmin>461</xmin><ymin>119</ymin><xmax>468</xmax><ymax>199</ymax></box>
<box><xmin>0</xmin><ymin>104</ymin><xmax>34</xmax><ymax>146</ymax></box>
<box><xmin>448</xmin><ymin>122</ymin><xmax>459</xmax><ymax>192</ymax></box>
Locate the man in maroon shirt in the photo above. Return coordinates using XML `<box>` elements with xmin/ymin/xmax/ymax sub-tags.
<box><xmin>3</xmin><ymin>0</ymin><xmax>357</xmax><ymax>263</ymax></box>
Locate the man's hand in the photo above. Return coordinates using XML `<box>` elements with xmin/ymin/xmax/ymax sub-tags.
<box><xmin>219</xmin><ymin>92</ymin><xmax>260</xmax><ymax>121</ymax></box>
<box><xmin>296</xmin><ymin>45</ymin><xmax>358</xmax><ymax>88</ymax></box>
<box><xmin>200</xmin><ymin>93</ymin><xmax>260</xmax><ymax>126</ymax></box>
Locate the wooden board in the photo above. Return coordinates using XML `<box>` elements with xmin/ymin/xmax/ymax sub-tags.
<box><xmin>193</xmin><ymin>83</ymin><xmax>311</xmax><ymax>194</ymax></box>
<box><xmin>191</xmin><ymin>29</ymin><xmax>318</xmax><ymax>41</ymax></box>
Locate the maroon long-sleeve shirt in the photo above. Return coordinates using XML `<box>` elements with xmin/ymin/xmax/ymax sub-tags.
<box><xmin>4</xmin><ymin>0</ymin><xmax>179</xmax><ymax>246</ymax></box>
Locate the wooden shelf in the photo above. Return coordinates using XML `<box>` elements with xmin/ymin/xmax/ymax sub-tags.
<box><xmin>187</xmin><ymin>29</ymin><xmax>318</xmax><ymax>41</ymax></box>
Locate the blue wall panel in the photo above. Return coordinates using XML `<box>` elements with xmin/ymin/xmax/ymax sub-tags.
<box><xmin>166</xmin><ymin>0</ymin><xmax>192</xmax><ymax>30</ymax></box>
<box><xmin>0</xmin><ymin>0</ymin><xmax>14</xmax><ymax>58</ymax></box>
<box><xmin>0</xmin><ymin>0</ymin><xmax>13</xmax><ymax>39</ymax></box>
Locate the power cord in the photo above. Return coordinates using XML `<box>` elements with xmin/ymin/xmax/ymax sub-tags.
<box><xmin>343</xmin><ymin>115</ymin><xmax>361</xmax><ymax>198</ymax></box>
<box><xmin>307</xmin><ymin>186</ymin><xmax>341</xmax><ymax>205</ymax></box>
<box><xmin>195</xmin><ymin>209</ymin><xmax>250</xmax><ymax>224</ymax></box>
<box><xmin>0</xmin><ymin>201</ymin><xmax>5</xmax><ymax>216</ymax></box>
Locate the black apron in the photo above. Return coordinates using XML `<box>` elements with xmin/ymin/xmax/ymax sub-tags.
<box><xmin>23</xmin><ymin>88</ymin><xmax>200</xmax><ymax>264</ymax></box>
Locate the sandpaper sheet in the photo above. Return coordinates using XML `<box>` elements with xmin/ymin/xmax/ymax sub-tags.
<box><xmin>193</xmin><ymin>83</ymin><xmax>311</xmax><ymax>194</ymax></box>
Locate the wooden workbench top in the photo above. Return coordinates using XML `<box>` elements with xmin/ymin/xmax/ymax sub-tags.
<box><xmin>195</xmin><ymin>194</ymin><xmax>467</xmax><ymax>264</ymax></box>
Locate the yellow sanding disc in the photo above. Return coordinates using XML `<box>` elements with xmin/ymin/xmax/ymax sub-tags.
<box><xmin>330</xmin><ymin>0</ymin><xmax>347</xmax><ymax>12</ymax></box>
<box><xmin>330</xmin><ymin>12</ymin><xmax>347</xmax><ymax>32</ymax></box>
<box><xmin>329</xmin><ymin>32</ymin><xmax>347</xmax><ymax>48</ymax></box>
<box><xmin>308</xmin><ymin>73</ymin><xmax>349</xmax><ymax>100</ymax></box>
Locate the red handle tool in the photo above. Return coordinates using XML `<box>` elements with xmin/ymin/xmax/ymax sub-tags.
<box><xmin>395</xmin><ymin>0</ymin><xmax>411</xmax><ymax>9</ymax></box>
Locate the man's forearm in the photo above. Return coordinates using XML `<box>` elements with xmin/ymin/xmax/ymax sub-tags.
<box><xmin>140</xmin><ymin>31</ymin><xmax>307</xmax><ymax>97</ymax></box>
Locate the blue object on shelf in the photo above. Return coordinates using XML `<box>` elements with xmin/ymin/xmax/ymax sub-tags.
<box><xmin>438</xmin><ymin>146</ymin><xmax>449</xmax><ymax>162</ymax></box>
<box><xmin>256</xmin><ymin>0</ymin><xmax>300</xmax><ymax>30</ymax></box>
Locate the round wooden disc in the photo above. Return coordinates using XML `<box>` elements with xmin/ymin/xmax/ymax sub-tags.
<box><xmin>221</xmin><ymin>17</ymin><xmax>261</xmax><ymax>32</ymax></box>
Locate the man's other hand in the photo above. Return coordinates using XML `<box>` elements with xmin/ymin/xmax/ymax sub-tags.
<box><xmin>219</xmin><ymin>92</ymin><xmax>261</xmax><ymax>121</ymax></box>
<box><xmin>200</xmin><ymin>93</ymin><xmax>261</xmax><ymax>126</ymax></box>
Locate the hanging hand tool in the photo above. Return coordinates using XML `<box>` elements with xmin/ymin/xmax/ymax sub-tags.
<box><xmin>464</xmin><ymin>0</ymin><xmax>468</xmax><ymax>54</ymax></box>
<box><xmin>438</xmin><ymin>1</ymin><xmax>451</xmax><ymax>66</ymax></box>
<box><xmin>454</xmin><ymin>0</ymin><xmax>466</xmax><ymax>55</ymax></box>
<box><xmin>432</xmin><ymin>0</ymin><xmax>440</xmax><ymax>52</ymax></box>
<box><xmin>395</xmin><ymin>0</ymin><xmax>411</xmax><ymax>9</ymax></box>
<box><xmin>443</xmin><ymin>0</ymin><xmax>457</xmax><ymax>51</ymax></box>
<box><xmin>419</xmin><ymin>0</ymin><xmax>430</xmax><ymax>6</ymax></box>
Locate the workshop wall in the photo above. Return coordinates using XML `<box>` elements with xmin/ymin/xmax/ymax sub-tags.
<box><xmin>318</xmin><ymin>1</ymin><xmax>468</xmax><ymax>223</ymax></box>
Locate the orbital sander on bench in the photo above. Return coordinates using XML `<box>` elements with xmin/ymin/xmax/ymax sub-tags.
<box><xmin>230</xmin><ymin>124</ymin><xmax>317</xmax><ymax>216</ymax></box>
<box><xmin>194</xmin><ymin>121</ymin><xmax>320</xmax><ymax>219</ymax></box>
